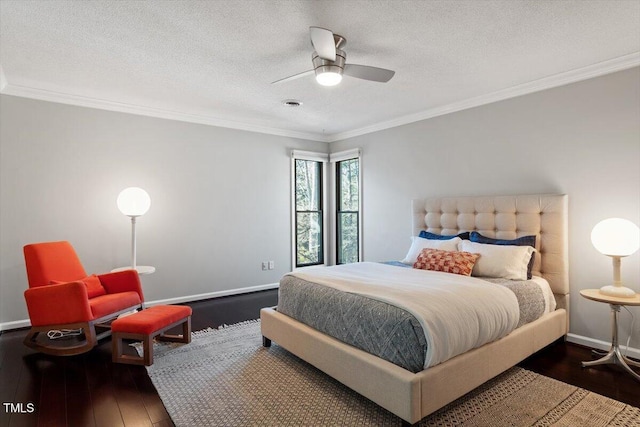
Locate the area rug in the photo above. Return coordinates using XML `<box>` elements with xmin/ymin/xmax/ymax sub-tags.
<box><xmin>142</xmin><ymin>320</ymin><xmax>639</xmax><ymax>426</ymax></box>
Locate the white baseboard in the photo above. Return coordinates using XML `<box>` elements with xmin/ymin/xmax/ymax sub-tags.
<box><xmin>0</xmin><ymin>318</ymin><xmax>31</xmax><ymax>331</ymax></box>
<box><xmin>566</xmin><ymin>333</ymin><xmax>640</xmax><ymax>360</ymax></box>
<box><xmin>0</xmin><ymin>283</ymin><xmax>280</xmax><ymax>332</ymax></box>
<box><xmin>143</xmin><ymin>282</ymin><xmax>279</xmax><ymax>307</ymax></box>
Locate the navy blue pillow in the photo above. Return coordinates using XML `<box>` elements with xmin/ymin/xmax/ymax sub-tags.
<box><xmin>419</xmin><ymin>230</ymin><xmax>470</xmax><ymax>240</ymax></box>
<box><xmin>469</xmin><ymin>231</ymin><xmax>536</xmax><ymax>279</ymax></box>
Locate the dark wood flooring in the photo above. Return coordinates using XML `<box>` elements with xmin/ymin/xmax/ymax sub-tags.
<box><xmin>1</xmin><ymin>289</ymin><xmax>638</xmax><ymax>427</ymax></box>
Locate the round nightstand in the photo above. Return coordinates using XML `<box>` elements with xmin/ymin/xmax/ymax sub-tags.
<box><xmin>111</xmin><ymin>266</ymin><xmax>156</xmax><ymax>275</ymax></box>
<box><xmin>580</xmin><ymin>289</ymin><xmax>640</xmax><ymax>381</ymax></box>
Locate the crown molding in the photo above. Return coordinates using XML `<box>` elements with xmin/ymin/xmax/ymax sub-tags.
<box><xmin>328</xmin><ymin>52</ymin><xmax>640</xmax><ymax>142</ymax></box>
<box><xmin>1</xmin><ymin>52</ymin><xmax>637</xmax><ymax>144</ymax></box>
<box><xmin>0</xmin><ymin>83</ymin><xmax>331</xmax><ymax>142</ymax></box>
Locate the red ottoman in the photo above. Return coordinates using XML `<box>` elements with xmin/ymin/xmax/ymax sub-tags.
<box><xmin>111</xmin><ymin>305</ymin><xmax>192</xmax><ymax>366</ymax></box>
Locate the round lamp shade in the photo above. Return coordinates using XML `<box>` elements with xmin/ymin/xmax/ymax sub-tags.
<box><xmin>591</xmin><ymin>218</ymin><xmax>640</xmax><ymax>257</ymax></box>
<box><xmin>117</xmin><ymin>187</ymin><xmax>151</xmax><ymax>217</ymax></box>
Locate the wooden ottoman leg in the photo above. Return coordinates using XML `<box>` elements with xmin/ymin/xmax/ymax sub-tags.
<box><xmin>143</xmin><ymin>334</ymin><xmax>154</xmax><ymax>366</ymax></box>
<box><xmin>182</xmin><ymin>317</ymin><xmax>191</xmax><ymax>343</ymax></box>
<box><xmin>157</xmin><ymin>316</ymin><xmax>192</xmax><ymax>344</ymax></box>
<box><xmin>112</xmin><ymin>332</ymin><xmax>124</xmax><ymax>363</ymax></box>
<box><xmin>113</xmin><ymin>332</ymin><xmax>147</xmax><ymax>365</ymax></box>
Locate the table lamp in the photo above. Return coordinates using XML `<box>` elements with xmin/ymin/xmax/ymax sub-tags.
<box><xmin>591</xmin><ymin>218</ymin><xmax>640</xmax><ymax>298</ymax></box>
<box><xmin>117</xmin><ymin>187</ymin><xmax>151</xmax><ymax>270</ymax></box>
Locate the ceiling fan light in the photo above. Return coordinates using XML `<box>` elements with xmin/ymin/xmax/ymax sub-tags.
<box><xmin>316</xmin><ymin>71</ymin><xmax>342</xmax><ymax>86</ymax></box>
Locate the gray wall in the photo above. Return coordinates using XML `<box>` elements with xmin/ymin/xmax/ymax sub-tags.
<box><xmin>331</xmin><ymin>67</ymin><xmax>640</xmax><ymax>346</ymax></box>
<box><xmin>0</xmin><ymin>95</ymin><xmax>327</xmax><ymax>324</ymax></box>
<box><xmin>1</xmin><ymin>68</ymin><xmax>639</xmax><ymax>349</ymax></box>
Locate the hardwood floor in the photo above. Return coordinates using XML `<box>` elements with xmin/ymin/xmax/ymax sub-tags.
<box><xmin>1</xmin><ymin>290</ymin><xmax>278</xmax><ymax>427</ymax></box>
<box><xmin>1</xmin><ymin>289</ymin><xmax>638</xmax><ymax>427</ymax></box>
<box><xmin>520</xmin><ymin>337</ymin><xmax>640</xmax><ymax>407</ymax></box>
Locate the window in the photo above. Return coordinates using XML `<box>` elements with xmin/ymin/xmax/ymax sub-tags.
<box><xmin>292</xmin><ymin>151</ymin><xmax>327</xmax><ymax>268</ymax></box>
<box><xmin>332</xmin><ymin>149</ymin><xmax>361</xmax><ymax>264</ymax></box>
<box><xmin>291</xmin><ymin>149</ymin><xmax>360</xmax><ymax>268</ymax></box>
<box><xmin>336</xmin><ymin>159</ymin><xmax>359</xmax><ymax>264</ymax></box>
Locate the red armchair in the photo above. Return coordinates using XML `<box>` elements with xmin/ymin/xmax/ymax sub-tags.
<box><xmin>23</xmin><ymin>241</ymin><xmax>144</xmax><ymax>355</ymax></box>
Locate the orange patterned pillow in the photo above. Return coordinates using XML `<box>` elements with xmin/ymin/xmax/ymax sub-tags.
<box><xmin>413</xmin><ymin>249</ymin><xmax>480</xmax><ymax>276</ymax></box>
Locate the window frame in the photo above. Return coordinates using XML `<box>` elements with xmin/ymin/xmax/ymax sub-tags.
<box><xmin>330</xmin><ymin>149</ymin><xmax>362</xmax><ymax>264</ymax></box>
<box><xmin>291</xmin><ymin>150</ymin><xmax>329</xmax><ymax>269</ymax></box>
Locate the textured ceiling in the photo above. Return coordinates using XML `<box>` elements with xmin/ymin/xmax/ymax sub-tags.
<box><xmin>1</xmin><ymin>0</ymin><xmax>639</xmax><ymax>142</ymax></box>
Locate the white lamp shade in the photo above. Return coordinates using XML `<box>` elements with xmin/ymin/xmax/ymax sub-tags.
<box><xmin>117</xmin><ymin>187</ymin><xmax>151</xmax><ymax>217</ymax></box>
<box><xmin>591</xmin><ymin>218</ymin><xmax>640</xmax><ymax>257</ymax></box>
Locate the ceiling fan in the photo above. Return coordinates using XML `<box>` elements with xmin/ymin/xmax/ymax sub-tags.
<box><xmin>272</xmin><ymin>27</ymin><xmax>395</xmax><ymax>86</ymax></box>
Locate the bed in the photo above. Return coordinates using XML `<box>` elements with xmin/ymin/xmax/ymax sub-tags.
<box><xmin>261</xmin><ymin>194</ymin><xmax>569</xmax><ymax>425</ymax></box>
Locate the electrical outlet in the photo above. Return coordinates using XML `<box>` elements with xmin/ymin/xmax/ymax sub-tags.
<box><xmin>261</xmin><ymin>262</ymin><xmax>268</xmax><ymax>271</ymax></box>
<box><xmin>268</xmin><ymin>261</ymin><xmax>274</xmax><ymax>270</ymax></box>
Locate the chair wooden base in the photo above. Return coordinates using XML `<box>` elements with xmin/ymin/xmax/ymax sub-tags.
<box><xmin>23</xmin><ymin>322</ymin><xmax>97</xmax><ymax>356</ymax></box>
<box><xmin>23</xmin><ymin>305</ymin><xmax>142</xmax><ymax>356</ymax></box>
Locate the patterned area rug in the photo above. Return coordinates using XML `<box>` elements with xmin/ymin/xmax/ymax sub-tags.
<box><xmin>143</xmin><ymin>320</ymin><xmax>639</xmax><ymax>426</ymax></box>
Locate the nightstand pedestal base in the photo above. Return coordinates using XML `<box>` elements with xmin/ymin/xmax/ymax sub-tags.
<box><xmin>581</xmin><ymin>304</ymin><xmax>640</xmax><ymax>382</ymax></box>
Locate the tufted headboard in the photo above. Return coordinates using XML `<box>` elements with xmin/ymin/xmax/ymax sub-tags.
<box><xmin>412</xmin><ymin>194</ymin><xmax>569</xmax><ymax>309</ymax></box>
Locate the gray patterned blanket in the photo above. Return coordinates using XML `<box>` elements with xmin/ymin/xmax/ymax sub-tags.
<box><xmin>277</xmin><ymin>273</ymin><xmax>546</xmax><ymax>373</ymax></box>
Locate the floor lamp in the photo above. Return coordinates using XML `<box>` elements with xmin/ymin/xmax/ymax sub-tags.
<box><xmin>115</xmin><ymin>187</ymin><xmax>155</xmax><ymax>274</ymax></box>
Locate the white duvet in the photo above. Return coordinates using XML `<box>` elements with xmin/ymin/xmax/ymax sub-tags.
<box><xmin>289</xmin><ymin>262</ymin><xmax>520</xmax><ymax>368</ymax></box>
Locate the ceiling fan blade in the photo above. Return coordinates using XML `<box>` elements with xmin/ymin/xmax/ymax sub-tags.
<box><xmin>344</xmin><ymin>64</ymin><xmax>395</xmax><ymax>83</ymax></box>
<box><xmin>271</xmin><ymin>69</ymin><xmax>314</xmax><ymax>85</ymax></box>
<box><xmin>309</xmin><ymin>26</ymin><xmax>336</xmax><ymax>61</ymax></box>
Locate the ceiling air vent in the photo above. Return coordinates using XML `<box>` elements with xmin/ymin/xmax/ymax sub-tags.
<box><xmin>282</xmin><ymin>99</ymin><xmax>303</xmax><ymax>107</ymax></box>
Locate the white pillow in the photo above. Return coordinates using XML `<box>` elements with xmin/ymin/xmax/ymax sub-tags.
<box><xmin>458</xmin><ymin>240</ymin><xmax>535</xmax><ymax>280</ymax></box>
<box><xmin>401</xmin><ymin>236</ymin><xmax>461</xmax><ymax>265</ymax></box>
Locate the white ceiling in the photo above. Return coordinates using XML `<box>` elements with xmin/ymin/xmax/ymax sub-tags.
<box><xmin>1</xmin><ymin>0</ymin><xmax>639</xmax><ymax>142</ymax></box>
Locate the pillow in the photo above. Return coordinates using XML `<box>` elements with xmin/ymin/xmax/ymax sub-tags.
<box><xmin>50</xmin><ymin>274</ymin><xmax>106</xmax><ymax>298</ymax></box>
<box><xmin>469</xmin><ymin>231</ymin><xmax>535</xmax><ymax>246</ymax></box>
<box><xmin>413</xmin><ymin>248</ymin><xmax>480</xmax><ymax>276</ymax></box>
<box><xmin>470</xmin><ymin>232</ymin><xmax>536</xmax><ymax>279</ymax></box>
<box><xmin>419</xmin><ymin>230</ymin><xmax>470</xmax><ymax>240</ymax></box>
<box><xmin>458</xmin><ymin>240</ymin><xmax>535</xmax><ymax>280</ymax></box>
<box><xmin>401</xmin><ymin>236</ymin><xmax>461</xmax><ymax>265</ymax></box>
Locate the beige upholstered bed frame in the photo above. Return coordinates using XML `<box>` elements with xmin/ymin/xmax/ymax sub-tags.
<box><xmin>261</xmin><ymin>194</ymin><xmax>569</xmax><ymax>425</ymax></box>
